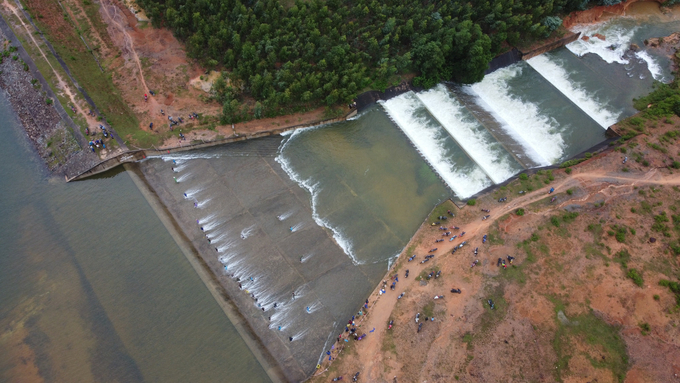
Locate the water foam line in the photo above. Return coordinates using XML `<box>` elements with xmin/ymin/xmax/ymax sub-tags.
<box><xmin>526</xmin><ymin>54</ymin><xmax>620</xmax><ymax>129</ymax></box>
<box><xmin>276</xmin><ymin>129</ymin><xmax>360</xmax><ymax>264</ymax></box>
<box><xmin>634</xmin><ymin>51</ymin><xmax>664</xmax><ymax>82</ymax></box>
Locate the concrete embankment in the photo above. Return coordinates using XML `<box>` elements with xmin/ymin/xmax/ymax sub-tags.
<box><xmin>519</xmin><ymin>32</ymin><xmax>581</xmax><ymax>61</ymax></box>
<box><xmin>66</xmin><ymin>112</ymin><xmax>355</xmax><ymax>181</ymax></box>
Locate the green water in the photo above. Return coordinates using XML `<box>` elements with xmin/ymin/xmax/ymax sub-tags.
<box><xmin>0</xmin><ymin>92</ymin><xmax>270</xmax><ymax>382</ymax></box>
<box><xmin>279</xmin><ymin>106</ymin><xmax>450</xmax><ymax>265</ymax></box>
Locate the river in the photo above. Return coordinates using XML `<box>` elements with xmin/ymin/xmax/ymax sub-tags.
<box><xmin>0</xmin><ymin>91</ymin><xmax>271</xmax><ymax>382</ymax></box>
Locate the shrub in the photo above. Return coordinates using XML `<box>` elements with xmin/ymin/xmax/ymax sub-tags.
<box><xmin>564</xmin><ymin>167</ymin><xmax>572</xmax><ymax>174</ymax></box>
<box><xmin>584</xmin><ymin>152</ymin><xmax>592</xmax><ymax>159</ymax></box>
<box><xmin>566</xmin><ymin>189</ymin><xmax>573</xmax><ymax>195</ymax></box>
<box><xmin>551</xmin><ymin>216</ymin><xmax>560</xmax><ymax>227</ymax></box>
<box><xmin>653</xmin><ymin>294</ymin><xmax>660</xmax><ymax>301</ymax></box>
<box><xmin>671</xmin><ymin>161</ymin><xmax>680</xmax><ymax>169</ymax></box>
<box><xmin>466</xmin><ymin>199</ymin><xmax>476</xmax><ymax>206</ymax></box>
<box><xmin>45</xmin><ymin>98</ymin><xmax>53</xmax><ymax>105</ymax></box>
<box><xmin>638</xmin><ymin>322</ymin><xmax>650</xmax><ymax>335</ymax></box>
<box><xmin>519</xmin><ymin>173</ymin><xmax>528</xmax><ymax>181</ymax></box>
<box><xmin>627</xmin><ymin>268</ymin><xmax>644</xmax><ymax>287</ymax></box>
<box><xmin>562</xmin><ymin>212</ymin><xmax>579</xmax><ymax>223</ymax></box>
<box><xmin>516</xmin><ymin>208</ymin><xmax>525</xmax><ymax>216</ymax></box>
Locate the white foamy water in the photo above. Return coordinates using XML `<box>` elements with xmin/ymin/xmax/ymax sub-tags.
<box><xmin>276</xmin><ymin>130</ymin><xmax>359</xmax><ymax>264</ymax></box>
<box><xmin>277</xmin><ymin>209</ymin><xmax>294</xmax><ymax>221</ymax></box>
<box><xmin>468</xmin><ymin>65</ymin><xmax>565</xmax><ymax>164</ymax></box>
<box><xmin>527</xmin><ymin>54</ymin><xmax>620</xmax><ymax>128</ymax></box>
<box><xmin>381</xmin><ymin>92</ymin><xmax>492</xmax><ymax>198</ymax></box>
<box><xmin>567</xmin><ymin>21</ymin><xmax>638</xmax><ymax>65</ymax></box>
<box><xmin>635</xmin><ymin>50</ymin><xmax>664</xmax><ymax>81</ymax></box>
<box><xmin>416</xmin><ymin>84</ymin><xmax>520</xmax><ymax>184</ymax></box>
<box><xmin>240</xmin><ymin>224</ymin><xmax>256</xmax><ymax>239</ymax></box>
<box><xmin>289</xmin><ymin>222</ymin><xmax>305</xmax><ymax>232</ymax></box>
<box><xmin>175</xmin><ymin>173</ymin><xmax>192</xmax><ymax>182</ymax></box>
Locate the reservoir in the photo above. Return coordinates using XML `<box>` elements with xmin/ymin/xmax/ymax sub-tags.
<box><xmin>1</xmin><ymin>5</ymin><xmax>679</xmax><ymax>382</ymax></box>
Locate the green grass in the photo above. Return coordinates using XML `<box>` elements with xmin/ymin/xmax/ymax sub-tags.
<box><xmin>23</xmin><ymin>1</ymin><xmax>143</xmax><ymax>146</ymax></box>
<box><xmin>550</xmin><ymin>297</ymin><xmax>628</xmax><ymax>382</ymax></box>
<box><xmin>421</xmin><ymin>301</ymin><xmax>435</xmax><ymax>318</ymax></box>
<box><xmin>416</xmin><ymin>266</ymin><xmax>440</xmax><ymax>281</ymax></box>
<box><xmin>487</xmin><ymin>222</ymin><xmax>505</xmax><ymax>245</ymax></box>
<box><xmin>627</xmin><ymin>268</ymin><xmax>644</xmax><ymax>287</ymax></box>
<box><xmin>583</xmin><ymin>242</ymin><xmax>607</xmax><ymax>261</ymax></box>
<box><xmin>427</xmin><ymin>200</ymin><xmax>457</xmax><ymax>224</ymax></box>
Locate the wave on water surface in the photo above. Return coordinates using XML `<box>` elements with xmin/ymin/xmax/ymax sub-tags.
<box><xmin>275</xmin><ymin>129</ymin><xmax>360</xmax><ymax>264</ymax></box>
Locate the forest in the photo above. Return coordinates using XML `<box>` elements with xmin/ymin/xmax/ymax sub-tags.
<box><xmin>136</xmin><ymin>0</ymin><xmax>618</xmax><ymax>122</ymax></box>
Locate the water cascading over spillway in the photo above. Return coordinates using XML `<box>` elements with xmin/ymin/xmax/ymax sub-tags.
<box><xmin>381</xmin><ymin>92</ymin><xmax>492</xmax><ymax>198</ymax></box>
<box><xmin>467</xmin><ymin>65</ymin><xmax>567</xmax><ymax>165</ymax></box>
<box><xmin>526</xmin><ymin>54</ymin><xmax>621</xmax><ymax>129</ymax></box>
<box><xmin>415</xmin><ymin>84</ymin><xmax>524</xmax><ymax>184</ymax></box>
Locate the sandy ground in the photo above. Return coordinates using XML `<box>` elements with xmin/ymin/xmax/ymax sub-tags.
<box><xmin>311</xmin><ymin>118</ymin><xmax>680</xmax><ymax>382</ymax></box>
<box><xmin>91</xmin><ymin>0</ymin><xmax>331</xmax><ymax>148</ymax></box>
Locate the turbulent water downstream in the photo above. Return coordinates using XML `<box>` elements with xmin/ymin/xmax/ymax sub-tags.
<box><xmin>1</xmin><ymin>8</ymin><xmax>679</xmax><ymax>382</ymax></box>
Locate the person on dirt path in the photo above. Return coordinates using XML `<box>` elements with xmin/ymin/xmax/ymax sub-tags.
<box><xmin>144</xmin><ymin>94</ymin><xmax>148</xmax><ymax>102</ymax></box>
<box><xmin>149</xmin><ymin>122</ymin><xmax>153</xmax><ymax>130</ymax></box>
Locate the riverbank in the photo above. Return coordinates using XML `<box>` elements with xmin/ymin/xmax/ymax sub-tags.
<box><xmin>310</xmin><ymin>112</ymin><xmax>680</xmax><ymax>382</ymax></box>
<box><xmin>0</xmin><ymin>22</ymin><xmax>88</xmax><ymax>173</ymax></box>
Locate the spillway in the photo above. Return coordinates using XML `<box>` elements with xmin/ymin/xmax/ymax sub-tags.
<box><xmin>415</xmin><ymin>84</ymin><xmax>523</xmax><ymax>184</ymax></box>
<box><xmin>381</xmin><ymin>92</ymin><xmax>492</xmax><ymax>198</ymax></box>
<box><xmin>527</xmin><ymin>53</ymin><xmax>620</xmax><ymax>129</ymax></box>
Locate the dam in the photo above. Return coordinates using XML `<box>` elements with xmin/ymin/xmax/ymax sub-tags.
<box><xmin>129</xmin><ymin>12</ymin><xmax>678</xmax><ymax>380</ymax></box>
<box><xmin>2</xmin><ymin>8</ymin><xmax>679</xmax><ymax>383</ymax></box>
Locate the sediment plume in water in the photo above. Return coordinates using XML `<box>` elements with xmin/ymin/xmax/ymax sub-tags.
<box><xmin>416</xmin><ymin>84</ymin><xmax>521</xmax><ymax>184</ymax></box>
<box><xmin>527</xmin><ymin>54</ymin><xmax>620</xmax><ymax>128</ymax></box>
<box><xmin>380</xmin><ymin>92</ymin><xmax>492</xmax><ymax>198</ymax></box>
<box><xmin>468</xmin><ymin>65</ymin><xmax>565</xmax><ymax>165</ymax></box>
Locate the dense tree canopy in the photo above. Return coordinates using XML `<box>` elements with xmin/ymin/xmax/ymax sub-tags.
<box><xmin>137</xmin><ymin>0</ymin><xmax>597</xmax><ymax>121</ymax></box>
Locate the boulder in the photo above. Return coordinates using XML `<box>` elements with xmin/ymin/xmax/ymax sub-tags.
<box><xmin>581</xmin><ymin>35</ymin><xmax>590</xmax><ymax>42</ymax></box>
<box><xmin>593</xmin><ymin>33</ymin><xmax>606</xmax><ymax>41</ymax></box>
<box><xmin>630</xmin><ymin>43</ymin><xmax>639</xmax><ymax>51</ymax></box>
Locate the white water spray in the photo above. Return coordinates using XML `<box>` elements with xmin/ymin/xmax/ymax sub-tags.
<box><xmin>240</xmin><ymin>224</ymin><xmax>256</xmax><ymax>240</ymax></box>
<box><xmin>381</xmin><ymin>92</ymin><xmax>492</xmax><ymax>198</ymax></box>
<box><xmin>468</xmin><ymin>65</ymin><xmax>565</xmax><ymax>164</ymax></box>
<box><xmin>416</xmin><ymin>84</ymin><xmax>520</xmax><ymax>184</ymax></box>
<box><xmin>527</xmin><ymin>54</ymin><xmax>620</xmax><ymax>128</ymax></box>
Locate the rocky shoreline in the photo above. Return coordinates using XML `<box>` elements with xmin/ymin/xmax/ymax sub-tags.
<box><xmin>0</xmin><ymin>23</ymin><xmax>98</xmax><ymax>176</ymax></box>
